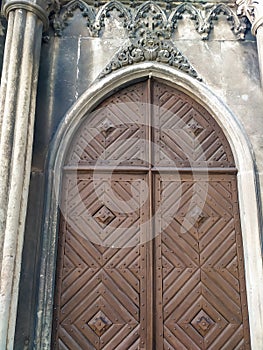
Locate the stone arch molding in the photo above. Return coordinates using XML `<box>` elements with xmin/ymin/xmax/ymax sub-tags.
<box><xmin>35</xmin><ymin>63</ymin><xmax>263</xmax><ymax>349</ymax></box>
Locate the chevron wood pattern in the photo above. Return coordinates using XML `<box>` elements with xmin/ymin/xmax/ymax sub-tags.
<box><xmin>67</xmin><ymin>82</ymin><xmax>148</xmax><ymax>167</ymax></box>
<box><xmin>53</xmin><ymin>79</ymin><xmax>250</xmax><ymax>349</ymax></box>
<box><xmin>53</xmin><ymin>174</ymin><xmax>149</xmax><ymax>349</ymax></box>
<box><xmin>152</xmin><ymin>81</ymin><xmax>235</xmax><ymax>168</ymax></box>
<box><xmin>155</xmin><ymin>174</ymin><xmax>250</xmax><ymax>350</ymax></box>
<box><xmin>61</xmin><ymin>173</ymin><xmax>147</xmax><ymax>247</ymax></box>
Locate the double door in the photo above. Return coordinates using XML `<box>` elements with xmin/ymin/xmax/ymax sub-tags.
<box><xmin>52</xmin><ymin>80</ymin><xmax>250</xmax><ymax>349</ymax></box>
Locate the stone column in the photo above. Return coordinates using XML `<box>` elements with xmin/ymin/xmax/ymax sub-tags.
<box><xmin>237</xmin><ymin>0</ymin><xmax>263</xmax><ymax>85</ymax></box>
<box><xmin>0</xmin><ymin>1</ymin><xmax>48</xmax><ymax>348</ymax></box>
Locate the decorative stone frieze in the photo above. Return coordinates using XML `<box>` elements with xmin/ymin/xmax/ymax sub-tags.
<box><xmin>236</xmin><ymin>0</ymin><xmax>263</xmax><ymax>85</ymax></box>
<box><xmin>236</xmin><ymin>0</ymin><xmax>263</xmax><ymax>34</ymax></box>
<box><xmin>50</xmin><ymin>0</ymin><xmax>248</xmax><ymax>40</ymax></box>
<box><xmin>48</xmin><ymin>1</ymin><xmax>248</xmax><ymax>80</ymax></box>
<box><xmin>98</xmin><ymin>2</ymin><xmax>201</xmax><ymax>80</ymax></box>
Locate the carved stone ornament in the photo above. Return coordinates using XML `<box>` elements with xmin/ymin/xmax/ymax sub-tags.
<box><xmin>98</xmin><ymin>2</ymin><xmax>201</xmax><ymax>80</ymax></box>
<box><xmin>236</xmin><ymin>0</ymin><xmax>263</xmax><ymax>34</ymax></box>
<box><xmin>49</xmin><ymin>0</ymin><xmax>248</xmax><ymax>40</ymax></box>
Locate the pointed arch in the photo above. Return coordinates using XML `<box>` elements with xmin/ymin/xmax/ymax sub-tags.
<box><xmin>134</xmin><ymin>1</ymin><xmax>167</xmax><ymax>23</ymax></box>
<box><xmin>92</xmin><ymin>0</ymin><xmax>131</xmax><ymax>36</ymax></box>
<box><xmin>35</xmin><ymin>62</ymin><xmax>263</xmax><ymax>349</ymax></box>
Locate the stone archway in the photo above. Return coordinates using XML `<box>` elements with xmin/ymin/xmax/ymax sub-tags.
<box><xmin>52</xmin><ymin>78</ymin><xmax>251</xmax><ymax>349</ymax></box>
<box><xmin>35</xmin><ymin>64</ymin><xmax>263</xmax><ymax>349</ymax></box>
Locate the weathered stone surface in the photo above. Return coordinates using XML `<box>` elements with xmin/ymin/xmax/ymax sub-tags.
<box><xmin>0</xmin><ymin>17</ymin><xmax>6</xmax><ymax>74</ymax></box>
<box><xmin>0</xmin><ymin>4</ymin><xmax>46</xmax><ymax>349</ymax></box>
<box><xmin>13</xmin><ymin>172</ymin><xmax>44</xmax><ymax>350</ymax></box>
<box><xmin>174</xmin><ymin>40</ymin><xmax>224</xmax><ymax>93</ymax></box>
<box><xmin>31</xmin><ymin>4</ymin><xmax>263</xmax><ymax>202</ymax></box>
<box><xmin>11</xmin><ymin>2</ymin><xmax>263</xmax><ymax>349</ymax></box>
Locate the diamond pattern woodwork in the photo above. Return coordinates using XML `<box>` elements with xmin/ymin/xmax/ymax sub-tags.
<box><xmin>153</xmin><ymin>81</ymin><xmax>235</xmax><ymax>167</ymax></box>
<box><xmin>88</xmin><ymin>311</ymin><xmax>112</xmax><ymax>336</ymax></box>
<box><xmin>66</xmin><ymin>82</ymin><xmax>148</xmax><ymax>167</ymax></box>
<box><xmin>98</xmin><ymin>118</ymin><xmax>115</xmax><ymax>137</ymax></box>
<box><xmin>155</xmin><ymin>175</ymin><xmax>250</xmax><ymax>349</ymax></box>
<box><xmin>191</xmin><ymin>310</ymin><xmax>215</xmax><ymax>337</ymax></box>
<box><xmin>93</xmin><ymin>206</ymin><xmax>116</xmax><ymax>228</ymax></box>
<box><xmin>64</xmin><ymin>174</ymin><xmax>144</xmax><ymax>247</ymax></box>
<box><xmin>53</xmin><ymin>80</ymin><xmax>250</xmax><ymax>349</ymax></box>
<box><xmin>54</xmin><ymin>174</ymin><xmax>147</xmax><ymax>349</ymax></box>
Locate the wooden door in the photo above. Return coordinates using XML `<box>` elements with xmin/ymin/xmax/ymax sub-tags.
<box><xmin>52</xmin><ymin>80</ymin><xmax>250</xmax><ymax>349</ymax></box>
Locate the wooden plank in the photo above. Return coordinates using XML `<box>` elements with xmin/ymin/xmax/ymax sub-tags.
<box><xmin>53</xmin><ymin>79</ymin><xmax>250</xmax><ymax>349</ymax></box>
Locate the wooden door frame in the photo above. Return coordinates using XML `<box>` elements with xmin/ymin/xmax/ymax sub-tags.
<box><xmin>35</xmin><ymin>63</ymin><xmax>263</xmax><ymax>349</ymax></box>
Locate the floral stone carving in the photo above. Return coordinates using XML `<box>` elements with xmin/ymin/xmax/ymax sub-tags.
<box><xmin>46</xmin><ymin>1</ymin><xmax>250</xmax><ymax>80</ymax></box>
<box><xmin>236</xmin><ymin>0</ymin><xmax>263</xmax><ymax>35</ymax></box>
<box><xmin>99</xmin><ymin>2</ymin><xmax>201</xmax><ymax>80</ymax></box>
<box><xmin>49</xmin><ymin>0</ymin><xmax>248</xmax><ymax>40</ymax></box>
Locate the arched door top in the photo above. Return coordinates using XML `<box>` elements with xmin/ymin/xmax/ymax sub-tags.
<box><xmin>66</xmin><ymin>79</ymin><xmax>235</xmax><ymax>170</ymax></box>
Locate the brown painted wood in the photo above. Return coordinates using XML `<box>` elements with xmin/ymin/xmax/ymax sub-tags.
<box><xmin>52</xmin><ymin>79</ymin><xmax>250</xmax><ymax>349</ymax></box>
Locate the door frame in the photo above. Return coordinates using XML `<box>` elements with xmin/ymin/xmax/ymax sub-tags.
<box><xmin>35</xmin><ymin>63</ymin><xmax>263</xmax><ymax>349</ymax></box>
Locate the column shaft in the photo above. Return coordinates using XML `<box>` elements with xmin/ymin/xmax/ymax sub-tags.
<box><xmin>0</xmin><ymin>9</ymin><xmax>43</xmax><ymax>350</ymax></box>
<box><xmin>0</xmin><ymin>11</ymin><xmax>15</xmax><ymax>132</ymax></box>
<box><xmin>0</xmin><ymin>10</ymin><xmax>25</xmax><ymax>266</ymax></box>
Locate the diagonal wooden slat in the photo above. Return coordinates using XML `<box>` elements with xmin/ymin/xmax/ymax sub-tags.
<box><xmin>53</xmin><ymin>79</ymin><xmax>250</xmax><ymax>350</ymax></box>
<box><xmin>54</xmin><ymin>174</ymin><xmax>147</xmax><ymax>348</ymax></box>
<box><xmin>159</xmin><ymin>175</ymin><xmax>250</xmax><ymax>349</ymax></box>
<box><xmin>153</xmin><ymin>81</ymin><xmax>235</xmax><ymax>168</ymax></box>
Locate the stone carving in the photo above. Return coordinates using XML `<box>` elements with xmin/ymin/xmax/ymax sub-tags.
<box><xmin>99</xmin><ymin>2</ymin><xmax>201</xmax><ymax>80</ymax></box>
<box><xmin>45</xmin><ymin>1</ymin><xmax>249</xmax><ymax>79</ymax></box>
<box><xmin>98</xmin><ymin>40</ymin><xmax>201</xmax><ymax>80</ymax></box>
<box><xmin>169</xmin><ymin>3</ymin><xmax>203</xmax><ymax>35</ymax></box>
<box><xmin>236</xmin><ymin>0</ymin><xmax>256</xmax><ymax>23</ymax></box>
<box><xmin>50</xmin><ymin>0</ymin><xmax>95</xmax><ymax>36</ymax></box>
<box><xmin>236</xmin><ymin>0</ymin><xmax>263</xmax><ymax>34</ymax></box>
<box><xmin>205</xmin><ymin>3</ymin><xmax>247</xmax><ymax>40</ymax></box>
<box><xmin>92</xmin><ymin>0</ymin><xmax>131</xmax><ymax>36</ymax></box>
<box><xmin>49</xmin><ymin>0</ymin><xmax>248</xmax><ymax>40</ymax></box>
<box><xmin>169</xmin><ymin>3</ymin><xmax>247</xmax><ymax>40</ymax></box>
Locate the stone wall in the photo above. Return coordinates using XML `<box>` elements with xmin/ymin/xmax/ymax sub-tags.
<box><xmin>32</xmin><ymin>2</ymin><xmax>263</xmax><ymax>192</ymax></box>
<box><xmin>13</xmin><ymin>1</ymin><xmax>263</xmax><ymax>348</ymax></box>
<box><xmin>32</xmin><ymin>2</ymin><xmax>263</xmax><ymax>172</ymax></box>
